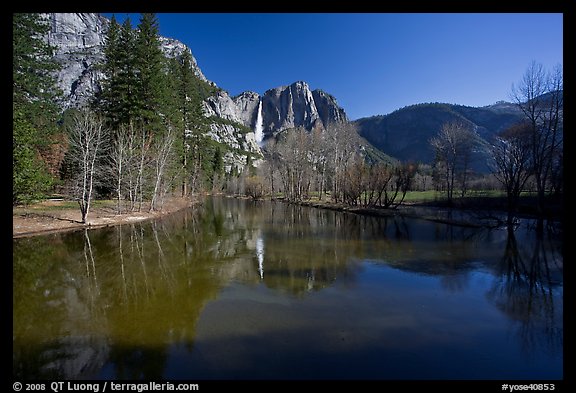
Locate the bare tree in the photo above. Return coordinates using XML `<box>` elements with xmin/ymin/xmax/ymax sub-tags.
<box><xmin>135</xmin><ymin>125</ymin><xmax>152</xmax><ymax>212</ymax></box>
<box><xmin>149</xmin><ymin>125</ymin><xmax>176</xmax><ymax>212</ymax></box>
<box><xmin>388</xmin><ymin>162</ymin><xmax>417</xmax><ymax>208</ymax></box>
<box><xmin>341</xmin><ymin>157</ymin><xmax>365</xmax><ymax>206</ymax></box>
<box><xmin>309</xmin><ymin>127</ymin><xmax>328</xmax><ymax>200</ymax></box>
<box><xmin>115</xmin><ymin>121</ymin><xmax>147</xmax><ymax>212</ymax></box>
<box><xmin>511</xmin><ymin>61</ymin><xmax>563</xmax><ymax>219</ymax></box>
<box><xmin>275</xmin><ymin>127</ymin><xmax>313</xmax><ymax>202</ymax></box>
<box><xmin>489</xmin><ymin>122</ymin><xmax>533</xmax><ymax>225</ymax></box>
<box><xmin>260</xmin><ymin>155</ymin><xmax>277</xmax><ymax>199</ymax></box>
<box><xmin>324</xmin><ymin>122</ymin><xmax>360</xmax><ymax>203</ymax></box>
<box><xmin>67</xmin><ymin>109</ymin><xmax>108</xmax><ymax>224</ymax></box>
<box><xmin>109</xmin><ymin>122</ymin><xmax>132</xmax><ymax>213</ymax></box>
<box><xmin>430</xmin><ymin>121</ymin><xmax>478</xmax><ymax>204</ymax></box>
<box><xmin>115</xmin><ymin>121</ymin><xmax>153</xmax><ymax>212</ymax></box>
<box><xmin>245</xmin><ymin>175</ymin><xmax>266</xmax><ymax>200</ymax></box>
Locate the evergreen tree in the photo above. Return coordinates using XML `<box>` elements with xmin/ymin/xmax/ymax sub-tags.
<box><xmin>134</xmin><ymin>13</ymin><xmax>166</xmax><ymax>131</ymax></box>
<box><xmin>165</xmin><ymin>57</ymin><xmax>188</xmax><ymax>195</ymax></box>
<box><xmin>167</xmin><ymin>49</ymin><xmax>217</xmax><ymax>194</ymax></box>
<box><xmin>13</xmin><ymin>111</ymin><xmax>53</xmax><ymax>204</ymax></box>
<box><xmin>98</xmin><ymin>15</ymin><xmax>121</xmax><ymax>124</ymax></box>
<box><xmin>212</xmin><ymin>147</ymin><xmax>223</xmax><ymax>174</ymax></box>
<box><xmin>13</xmin><ymin>13</ymin><xmax>61</xmax><ymax>204</ymax></box>
<box><xmin>99</xmin><ymin>17</ymin><xmax>138</xmax><ymax>129</ymax></box>
<box><xmin>97</xmin><ymin>13</ymin><xmax>223</xmax><ymax>198</ymax></box>
<box><xmin>13</xmin><ymin>14</ymin><xmax>60</xmax><ymax>111</ymax></box>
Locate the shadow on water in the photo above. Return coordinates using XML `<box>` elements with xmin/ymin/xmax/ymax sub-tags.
<box><xmin>13</xmin><ymin>197</ymin><xmax>563</xmax><ymax>379</ymax></box>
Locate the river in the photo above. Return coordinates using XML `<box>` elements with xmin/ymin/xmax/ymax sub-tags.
<box><xmin>13</xmin><ymin>197</ymin><xmax>563</xmax><ymax>380</ymax></box>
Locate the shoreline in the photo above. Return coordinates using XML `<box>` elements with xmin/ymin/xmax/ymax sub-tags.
<box><xmin>279</xmin><ymin>198</ymin><xmax>503</xmax><ymax>228</ymax></box>
<box><xmin>269</xmin><ymin>197</ymin><xmax>562</xmax><ymax>230</ymax></box>
<box><xmin>14</xmin><ymin>193</ymin><xmax>561</xmax><ymax>239</ymax></box>
<box><xmin>13</xmin><ymin>196</ymin><xmax>201</xmax><ymax>239</ymax></box>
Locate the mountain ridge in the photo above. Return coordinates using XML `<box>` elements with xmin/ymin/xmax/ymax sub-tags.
<box><xmin>354</xmin><ymin>101</ymin><xmax>526</xmax><ymax>171</ymax></box>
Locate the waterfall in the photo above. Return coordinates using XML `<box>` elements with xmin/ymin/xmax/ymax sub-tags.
<box><xmin>255</xmin><ymin>99</ymin><xmax>264</xmax><ymax>146</ymax></box>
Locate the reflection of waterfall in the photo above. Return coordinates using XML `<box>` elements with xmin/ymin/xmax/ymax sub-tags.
<box><xmin>255</xmin><ymin>99</ymin><xmax>264</xmax><ymax>146</ymax></box>
<box><xmin>256</xmin><ymin>236</ymin><xmax>264</xmax><ymax>279</ymax></box>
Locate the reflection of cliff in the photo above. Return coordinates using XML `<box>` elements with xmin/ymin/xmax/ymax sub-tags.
<box><xmin>192</xmin><ymin>198</ymin><xmax>362</xmax><ymax>296</ymax></box>
<box><xmin>13</xmin><ymin>232</ymin><xmax>109</xmax><ymax>379</ymax></box>
<box><xmin>14</xmin><ymin>197</ymin><xmax>564</xmax><ymax>378</ymax></box>
<box><xmin>486</xmin><ymin>229</ymin><xmax>563</xmax><ymax>356</ymax></box>
<box><xmin>13</xmin><ymin>209</ymin><xmax>228</xmax><ymax>379</ymax></box>
<box><xmin>245</xmin><ymin>201</ymin><xmax>362</xmax><ymax>296</ymax></box>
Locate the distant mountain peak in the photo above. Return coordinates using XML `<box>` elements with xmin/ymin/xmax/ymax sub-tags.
<box><xmin>206</xmin><ymin>80</ymin><xmax>347</xmax><ymax>137</ymax></box>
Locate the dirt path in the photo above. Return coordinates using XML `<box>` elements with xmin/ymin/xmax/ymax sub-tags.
<box><xmin>13</xmin><ymin>196</ymin><xmax>199</xmax><ymax>238</ymax></box>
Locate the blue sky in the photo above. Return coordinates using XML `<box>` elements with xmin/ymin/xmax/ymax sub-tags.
<box><xmin>103</xmin><ymin>13</ymin><xmax>563</xmax><ymax>120</ymax></box>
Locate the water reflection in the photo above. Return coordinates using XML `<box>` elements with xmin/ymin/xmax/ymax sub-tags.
<box><xmin>13</xmin><ymin>197</ymin><xmax>562</xmax><ymax>379</ymax></box>
<box><xmin>14</xmin><ymin>209</ymin><xmax>228</xmax><ymax>379</ymax></box>
<box><xmin>486</xmin><ymin>227</ymin><xmax>563</xmax><ymax>358</ymax></box>
<box><xmin>256</xmin><ymin>233</ymin><xmax>264</xmax><ymax>280</ymax></box>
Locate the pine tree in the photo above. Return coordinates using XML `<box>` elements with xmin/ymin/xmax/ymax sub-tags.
<box><xmin>167</xmin><ymin>49</ymin><xmax>216</xmax><ymax>195</ymax></box>
<box><xmin>99</xmin><ymin>17</ymin><xmax>139</xmax><ymax>129</ymax></box>
<box><xmin>13</xmin><ymin>13</ymin><xmax>60</xmax><ymax>112</ymax></box>
<box><xmin>134</xmin><ymin>13</ymin><xmax>166</xmax><ymax>131</ymax></box>
<box><xmin>13</xmin><ymin>13</ymin><xmax>61</xmax><ymax>204</ymax></box>
<box><xmin>98</xmin><ymin>15</ymin><xmax>121</xmax><ymax>125</ymax></box>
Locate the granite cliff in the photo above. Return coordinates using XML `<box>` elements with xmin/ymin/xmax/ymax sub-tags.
<box><xmin>42</xmin><ymin>13</ymin><xmax>347</xmax><ymax>167</ymax></box>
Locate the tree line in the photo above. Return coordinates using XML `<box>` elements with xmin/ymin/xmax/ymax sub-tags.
<box><xmin>242</xmin><ymin>61</ymin><xmax>562</xmax><ymax>227</ymax></box>
<box><xmin>240</xmin><ymin>122</ymin><xmax>417</xmax><ymax>209</ymax></box>
<box><xmin>429</xmin><ymin>61</ymin><xmax>562</xmax><ymax>225</ymax></box>
<box><xmin>13</xmin><ymin>13</ymin><xmax>562</xmax><ymax>227</ymax></box>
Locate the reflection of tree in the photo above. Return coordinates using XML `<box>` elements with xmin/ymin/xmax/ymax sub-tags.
<box><xmin>486</xmin><ymin>228</ymin><xmax>563</xmax><ymax>357</ymax></box>
<box><xmin>13</xmin><ymin>206</ymin><xmax>228</xmax><ymax>379</ymax></box>
<box><xmin>103</xmin><ymin>214</ymin><xmax>226</xmax><ymax>379</ymax></box>
<box><xmin>13</xmin><ymin>231</ymin><xmax>109</xmax><ymax>379</ymax></box>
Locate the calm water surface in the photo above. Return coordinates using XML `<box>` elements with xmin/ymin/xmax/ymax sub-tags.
<box><xmin>13</xmin><ymin>197</ymin><xmax>563</xmax><ymax>379</ymax></box>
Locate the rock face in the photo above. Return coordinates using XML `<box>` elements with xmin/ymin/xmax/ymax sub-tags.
<box><xmin>232</xmin><ymin>91</ymin><xmax>261</xmax><ymax>128</ymax></box>
<box><xmin>158</xmin><ymin>36</ymin><xmax>207</xmax><ymax>82</ymax></box>
<box><xmin>312</xmin><ymin>89</ymin><xmax>348</xmax><ymax>127</ymax></box>
<box><xmin>261</xmin><ymin>81</ymin><xmax>347</xmax><ymax>135</ymax></box>
<box><xmin>202</xmin><ymin>90</ymin><xmax>244</xmax><ymax>124</ymax></box>
<box><xmin>40</xmin><ymin>13</ymin><xmax>348</xmax><ymax>171</ymax></box>
<box><xmin>43</xmin><ymin>13</ymin><xmax>209</xmax><ymax>109</ymax></box>
<box><xmin>43</xmin><ymin>13</ymin><xmax>108</xmax><ymax>109</ymax></box>
<box><xmin>202</xmin><ymin>81</ymin><xmax>348</xmax><ymax>140</ymax></box>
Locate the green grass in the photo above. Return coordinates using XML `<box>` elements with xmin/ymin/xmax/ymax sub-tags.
<box><xmin>401</xmin><ymin>189</ymin><xmax>538</xmax><ymax>204</ymax></box>
<box><xmin>400</xmin><ymin>190</ymin><xmax>441</xmax><ymax>203</ymax></box>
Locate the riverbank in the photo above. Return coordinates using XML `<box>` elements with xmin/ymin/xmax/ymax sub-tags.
<box><xmin>13</xmin><ymin>196</ymin><xmax>201</xmax><ymax>238</ymax></box>
<box><xmin>278</xmin><ymin>195</ymin><xmax>562</xmax><ymax>229</ymax></box>
<box><xmin>282</xmin><ymin>199</ymin><xmax>501</xmax><ymax>228</ymax></box>
<box><xmin>14</xmin><ymin>193</ymin><xmax>561</xmax><ymax>238</ymax></box>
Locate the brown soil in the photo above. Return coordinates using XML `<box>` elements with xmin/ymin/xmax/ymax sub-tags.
<box><xmin>13</xmin><ymin>196</ymin><xmax>200</xmax><ymax>238</ymax></box>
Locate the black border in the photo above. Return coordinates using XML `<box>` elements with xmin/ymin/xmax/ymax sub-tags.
<box><xmin>8</xmin><ymin>2</ymin><xmax>572</xmax><ymax>391</ymax></box>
